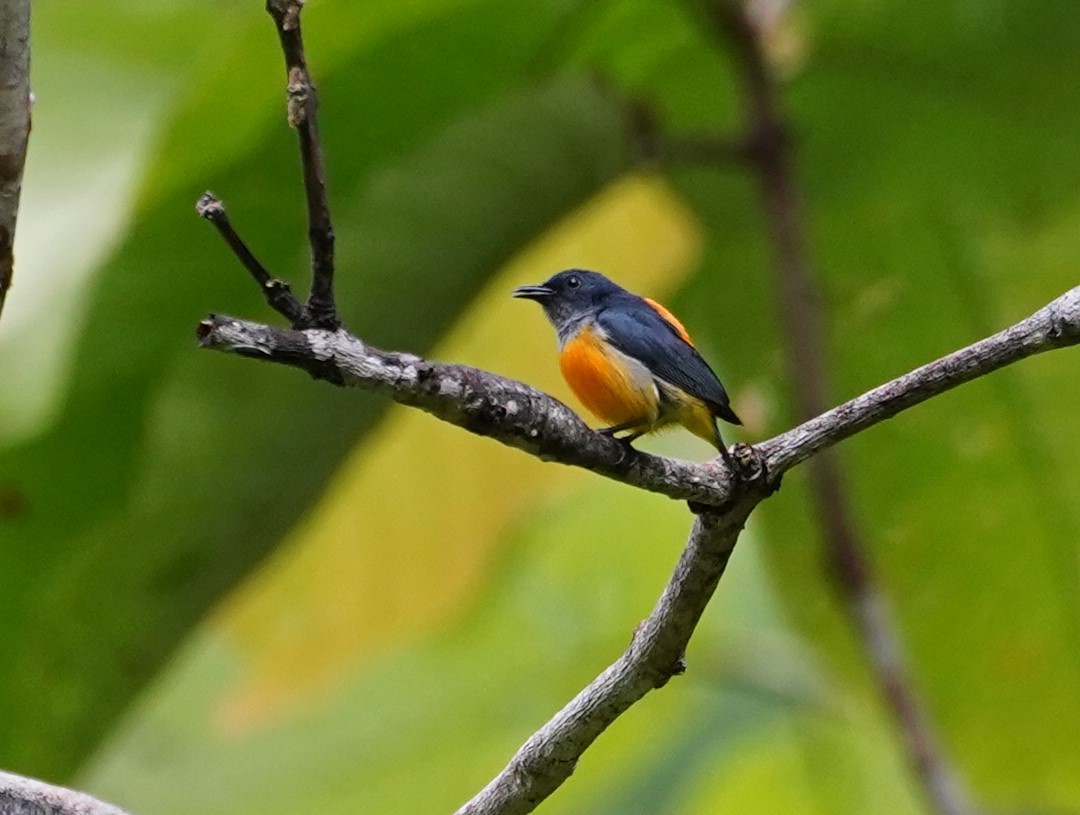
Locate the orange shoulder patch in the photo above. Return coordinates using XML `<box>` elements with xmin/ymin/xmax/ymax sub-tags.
<box><xmin>643</xmin><ymin>297</ymin><xmax>694</xmax><ymax>346</ymax></box>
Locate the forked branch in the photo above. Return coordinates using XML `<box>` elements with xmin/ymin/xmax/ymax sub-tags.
<box><xmin>196</xmin><ymin>193</ymin><xmax>305</xmax><ymax>323</ymax></box>
<box><xmin>196</xmin><ymin>285</ymin><xmax>1079</xmax><ymax>814</ymax></box>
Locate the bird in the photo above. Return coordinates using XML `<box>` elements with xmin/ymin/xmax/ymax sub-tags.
<box><xmin>513</xmin><ymin>269</ymin><xmax>741</xmax><ymax>461</ymax></box>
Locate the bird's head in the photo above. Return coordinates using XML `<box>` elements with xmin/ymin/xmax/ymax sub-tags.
<box><xmin>512</xmin><ymin>269</ymin><xmax>621</xmax><ymax>334</ymax></box>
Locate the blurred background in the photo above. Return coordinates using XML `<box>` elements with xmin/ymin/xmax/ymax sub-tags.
<box><xmin>1</xmin><ymin>0</ymin><xmax>1079</xmax><ymax>812</ymax></box>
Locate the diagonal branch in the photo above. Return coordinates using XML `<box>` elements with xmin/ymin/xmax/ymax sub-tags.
<box><xmin>266</xmin><ymin>0</ymin><xmax>338</xmax><ymax>329</ymax></box>
<box><xmin>0</xmin><ymin>770</ymin><xmax>132</xmax><ymax>815</ymax></box>
<box><xmin>448</xmin><ymin>285</ymin><xmax>1077</xmax><ymax>814</ymax></box>
<box><xmin>196</xmin><ymin>193</ymin><xmax>305</xmax><ymax>324</ymax></box>
<box><xmin>454</xmin><ymin>504</ymin><xmax>757</xmax><ymax>815</ymax></box>
<box><xmin>759</xmin><ymin>284</ymin><xmax>1080</xmax><ymax>477</ymax></box>
<box><xmin>0</xmin><ymin>0</ymin><xmax>31</xmax><ymax>321</ymax></box>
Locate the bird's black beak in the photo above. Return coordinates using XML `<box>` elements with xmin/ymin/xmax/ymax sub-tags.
<box><xmin>512</xmin><ymin>284</ymin><xmax>554</xmax><ymax>301</ymax></box>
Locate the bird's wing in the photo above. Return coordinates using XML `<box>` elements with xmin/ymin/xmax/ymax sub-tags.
<box><xmin>597</xmin><ymin>300</ymin><xmax>742</xmax><ymax>426</ymax></box>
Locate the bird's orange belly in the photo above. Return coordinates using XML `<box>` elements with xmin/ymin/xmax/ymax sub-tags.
<box><xmin>559</xmin><ymin>325</ymin><xmax>658</xmax><ymax>427</ymax></box>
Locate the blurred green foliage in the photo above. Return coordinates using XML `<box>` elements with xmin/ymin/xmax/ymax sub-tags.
<box><xmin>1</xmin><ymin>0</ymin><xmax>1078</xmax><ymax>813</ymax></box>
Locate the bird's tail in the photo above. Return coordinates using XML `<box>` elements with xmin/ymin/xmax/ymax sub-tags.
<box><xmin>714</xmin><ymin>400</ymin><xmax>742</xmax><ymax>427</ymax></box>
<box><xmin>712</xmin><ymin>420</ymin><xmax>735</xmax><ymax>466</ymax></box>
<box><xmin>712</xmin><ymin>421</ymin><xmax>728</xmax><ymax>453</ymax></box>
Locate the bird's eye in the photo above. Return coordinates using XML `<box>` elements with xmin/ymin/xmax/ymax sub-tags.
<box><xmin>567</xmin><ymin>275</ymin><xmax>581</xmax><ymax>289</ymax></box>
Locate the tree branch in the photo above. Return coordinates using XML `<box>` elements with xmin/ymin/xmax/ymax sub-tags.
<box><xmin>453</xmin><ymin>505</ymin><xmax>756</xmax><ymax>815</ymax></box>
<box><xmin>196</xmin><ymin>284</ymin><xmax>1079</xmax><ymax>814</ymax></box>
<box><xmin>196</xmin><ymin>193</ymin><xmax>305</xmax><ymax>324</ymax></box>
<box><xmin>266</xmin><ymin>0</ymin><xmax>338</xmax><ymax>329</ymax></box>
<box><xmin>0</xmin><ymin>0</ymin><xmax>31</xmax><ymax>321</ymax></box>
<box><xmin>0</xmin><ymin>770</ymin><xmax>131</xmax><ymax>815</ymax></box>
<box><xmin>197</xmin><ymin>287</ymin><xmax>1080</xmax><ymax>512</ymax></box>
<box><xmin>194</xmin><ymin>315</ymin><xmax>757</xmax><ymax>507</ymax></box>
<box><xmin>758</xmin><ymin>284</ymin><xmax>1080</xmax><ymax>476</ymax></box>
<box><xmin>19</xmin><ymin>256</ymin><xmax>1080</xmax><ymax>815</ymax></box>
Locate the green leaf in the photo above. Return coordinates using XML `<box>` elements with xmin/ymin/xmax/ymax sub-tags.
<box><xmin>82</xmin><ymin>478</ymin><xmax>807</xmax><ymax>815</ymax></box>
<box><xmin>9</xmin><ymin>0</ymin><xmax>1080</xmax><ymax>811</ymax></box>
<box><xmin>0</xmin><ymin>0</ymin><xmax>625</xmax><ymax>777</ymax></box>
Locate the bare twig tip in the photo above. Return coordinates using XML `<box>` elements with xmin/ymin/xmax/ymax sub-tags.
<box><xmin>266</xmin><ymin>0</ymin><xmax>303</xmax><ymax>30</ymax></box>
<box><xmin>196</xmin><ymin>192</ymin><xmax>224</xmax><ymax>220</ymax></box>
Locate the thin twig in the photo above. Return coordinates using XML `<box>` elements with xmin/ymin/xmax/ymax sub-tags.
<box><xmin>0</xmin><ymin>770</ymin><xmax>132</xmax><ymax>815</ymax></box>
<box><xmin>266</xmin><ymin>0</ymin><xmax>338</xmax><ymax>329</ymax></box>
<box><xmin>0</xmin><ymin>0</ymin><xmax>31</xmax><ymax>320</ymax></box>
<box><xmin>695</xmin><ymin>3</ymin><xmax>976</xmax><ymax>812</ymax></box>
<box><xmin>196</xmin><ymin>192</ymin><xmax>305</xmax><ymax>324</ymax></box>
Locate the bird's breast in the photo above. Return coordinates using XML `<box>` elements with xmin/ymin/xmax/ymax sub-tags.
<box><xmin>558</xmin><ymin>323</ymin><xmax>659</xmax><ymax>426</ymax></box>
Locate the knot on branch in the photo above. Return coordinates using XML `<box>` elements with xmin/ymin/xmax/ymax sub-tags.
<box><xmin>286</xmin><ymin>68</ymin><xmax>312</xmax><ymax>127</ymax></box>
<box><xmin>687</xmin><ymin>444</ymin><xmax>775</xmax><ymax>515</ymax></box>
<box><xmin>509</xmin><ymin>751</ymin><xmax>578</xmax><ymax>795</ymax></box>
<box><xmin>298</xmin><ymin>300</ymin><xmax>340</xmax><ymax>331</ymax></box>
<box><xmin>731</xmin><ymin>442</ymin><xmax>775</xmax><ymax>491</ymax></box>
<box><xmin>195</xmin><ymin>318</ymin><xmax>215</xmax><ymax>343</ymax></box>
<box><xmin>654</xmin><ymin>652</ymin><xmax>688</xmax><ymax>688</ymax></box>
<box><xmin>628</xmin><ymin>617</ymin><xmax>689</xmax><ymax>689</ymax></box>
<box><xmin>266</xmin><ymin>0</ymin><xmax>302</xmax><ymax>30</ymax></box>
<box><xmin>263</xmin><ymin>276</ymin><xmax>296</xmax><ymax>306</ymax></box>
<box><xmin>1045</xmin><ymin>289</ymin><xmax>1080</xmax><ymax>342</ymax></box>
